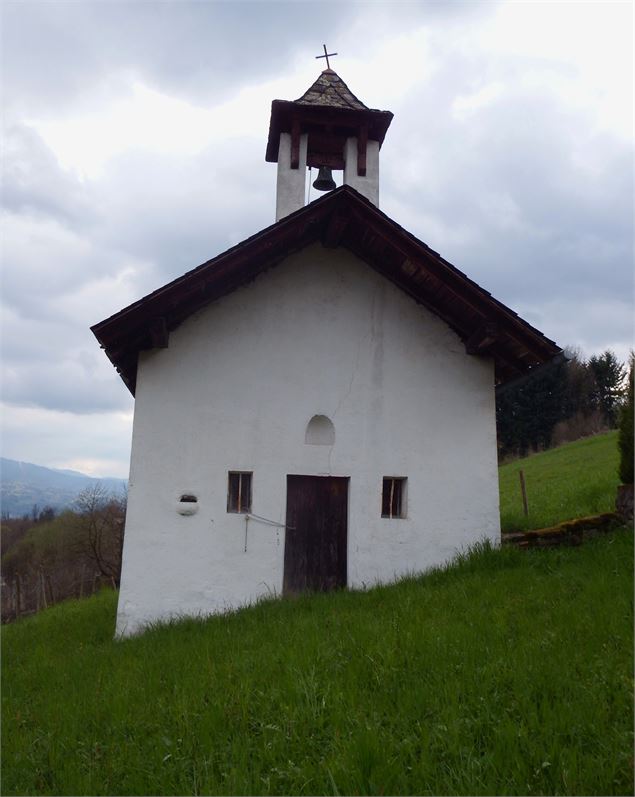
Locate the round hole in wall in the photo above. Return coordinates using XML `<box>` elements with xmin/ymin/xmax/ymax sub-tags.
<box><xmin>176</xmin><ymin>494</ymin><xmax>199</xmax><ymax>516</ymax></box>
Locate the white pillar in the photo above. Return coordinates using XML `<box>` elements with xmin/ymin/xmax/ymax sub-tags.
<box><xmin>275</xmin><ymin>132</ymin><xmax>308</xmax><ymax>222</ymax></box>
<box><xmin>343</xmin><ymin>138</ymin><xmax>379</xmax><ymax>207</ymax></box>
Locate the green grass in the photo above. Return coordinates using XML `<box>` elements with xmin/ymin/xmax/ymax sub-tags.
<box><xmin>2</xmin><ymin>530</ymin><xmax>633</xmax><ymax>796</ymax></box>
<box><xmin>499</xmin><ymin>431</ymin><xmax>621</xmax><ymax>532</ymax></box>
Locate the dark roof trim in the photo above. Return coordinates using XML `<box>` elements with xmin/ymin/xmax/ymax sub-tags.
<box><xmin>265</xmin><ymin>101</ymin><xmax>393</xmax><ymax>164</ymax></box>
<box><xmin>92</xmin><ymin>185</ymin><xmax>561</xmax><ymax>395</ymax></box>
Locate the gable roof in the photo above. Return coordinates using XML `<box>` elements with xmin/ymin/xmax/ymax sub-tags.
<box><xmin>92</xmin><ymin>185</ymin><xmax>561</xmax><ymax>395</ymax></box>
<box><xmin>294</xmin><ymin>69</ymin><xmax>369</xmax><ymax>110</ymax></box>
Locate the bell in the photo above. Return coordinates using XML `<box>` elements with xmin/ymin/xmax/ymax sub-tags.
<box><xmin>312</xmin><ymin>166</ymin><xmax>336</xmax><ymax>192</ymax></box>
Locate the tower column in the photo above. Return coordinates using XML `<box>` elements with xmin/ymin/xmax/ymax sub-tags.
<box><xmin>344</xmin><ymin>138</ymin><xmax>379</xmax><ymax>206</ymax></box>
<box><xmin>276</xmin><ymin>132</ymin><xmax>308</xmax><ymax>221</ymax></box>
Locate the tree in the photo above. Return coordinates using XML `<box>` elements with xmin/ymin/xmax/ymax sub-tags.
<box><xmin>618</xmin><ymin>353</ymin><xmax>634</xmax><ymax>484</ymax></box>
<box><xmin>496</xmin><ymin>356</ymin><xmax>568</xmax><ymax>458</ymax></box>
<box><xmin>37</xmin><ymin>506</ymin><xmax>56</xmax><ymax>524</ymax></box>
<box><xmin>561</xmin><ymin>349</ymin><xmax>597</xmax><ymax>419</ymax></box>
<box><xmin>496</xmin><ymin>347</ymin><xmax>627</xmax><ymax>459</ymax></box>
<box><xmin>73</xmin><ymin>484</ymin><xmax>126</xmax><ymax>585</ymax></box>
<box><xmin>588</xmin><ymin>350</ymin><xmax>626</xmax><ymax>427</ymax></box>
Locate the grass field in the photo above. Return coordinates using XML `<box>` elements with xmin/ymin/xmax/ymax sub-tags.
<box><xmin>3</xmin><ymin>430</ymin><xmax>631</xmax><ymax>795</ymax></box>
<box><xmin>498</xmin><ymin>431</ymin><xmax>620</xmax><ymax>532</ymax></box>
<box><xmin>2</xmin><ymin>529</ymin><xmax>633</xmax><ymax>796</ymax></box>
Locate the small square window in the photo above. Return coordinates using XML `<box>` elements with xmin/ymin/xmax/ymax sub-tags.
<box><xmin>382</xmin><ymin>477</ymin><xmax>406</xmax><ymax>519</ymax></box>
<box><xmin>227</xmin><ymin>472</ymin><xmax>252</xmax><ymax>513</ymax></box>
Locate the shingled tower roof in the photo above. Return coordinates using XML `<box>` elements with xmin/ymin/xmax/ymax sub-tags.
<box><xmin>265</xmin><ymin>71</ymin><xmax>393</xmax><ymax>164</ymax></box>
<box><xmin>294</xmin><ymin>69</ymin><xmax>369</xmax><ymax>111</ymax></box>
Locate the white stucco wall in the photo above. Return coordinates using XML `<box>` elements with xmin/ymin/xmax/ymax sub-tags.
<box><xmin>116</xmin><ymin>245</ymin><xmax>500</xmax><ymax>636</ymax></box>
<box><xmin>275</xmin><ymin>132</ymin><xmax>308</xmax><ymax>221</ymax></box>
<box><xmin>343</xmin><ymin>137</ymin><xmax>379</xmax><ymax>206</ymax></box>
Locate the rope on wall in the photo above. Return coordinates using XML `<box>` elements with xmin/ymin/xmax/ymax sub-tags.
<box><xmin>248</xmin><ymin>512</ymin><xmax>295</xmax><ymax>529</ymax></box>
<box><xmin>243</xmin><ymin>513</ymin><xmax>295</xmax><ymax>553</ymax></box>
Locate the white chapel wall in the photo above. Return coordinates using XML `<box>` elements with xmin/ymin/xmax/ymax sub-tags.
<box><xmin>343</xmin><ymin>138</ymin><xmax>379</xmax><ymax>206</ymax></box>
<box><xmin>116</xmin><ymin>244</ymin><xmax>500</xmax><ymax>636</ymax></box>
<box><xmin>275</xmin><ymin>132</ymin><xmax>308</xmax><ymax>221</ymax></box>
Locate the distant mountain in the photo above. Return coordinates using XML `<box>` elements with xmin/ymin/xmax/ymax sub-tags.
<box><xmin>1</xmin><ymin>458</ymin><xmax>126</xmax><ymax>518</ymax></box>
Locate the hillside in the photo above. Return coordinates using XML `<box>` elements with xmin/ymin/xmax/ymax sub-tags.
<box><xmin>498</xmin><ymin>431</ymin><xmax>620</xmax><ymax>532</ymax></box>
<box><xmin>0</xmin><ymin>458</ymin><xmax>125</xmax><ymax>517</ymax></box>
<box><xmin>2</xmin><ymin>529</ymin><xmax>632</xmax><ymax>796</ymax></box>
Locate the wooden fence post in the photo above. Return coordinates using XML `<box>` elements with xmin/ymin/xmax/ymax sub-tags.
<box><xmin>519</xmin><ymin>469</ymin><xmax>529</xmax><ymax>517</ymax></box>
<box><xmin>45</xmin><ymin>572</ymin><xmax>54</xmax><ymax>606</ymax></box>
<box><xmin>15</xmin><ymin>574</ymin><xmax>22</xmax><ymax>618</ymax></box>
<box><xmin>40</xmin><ymin>570</ymin><xmax>48</xmax><ymax>610</ymax></box>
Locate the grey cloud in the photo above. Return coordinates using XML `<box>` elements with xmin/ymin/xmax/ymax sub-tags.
<box><xmin>1</xmin><ymin>211</ymin><xmax>138</xmax><ymax>318</ymax></box>
<box><xmin>2</xmin><ymin>359</ymin><xmax>132</xmax><ymax>414</ymax></box>
<box><xmin>3</xmin><ymin>1</ymin><xmax>498</xmax><ymax>120</ymax></box>
<box><xmin>90</xmin><ymin>144</ymin><xmax>276</xmax><ymax>288</ymax></box>
<box><xmin>2</xmin><ymin>124</ymin><xmax>93</xmax><ymax>225</ymax></box>
<box><xmin>2</xmin><ymin>1</ymin><xmax>363</xmax><ymax>116</ymax></box>
<box><xmin>381</xmin><ymin>61</ymin><xmax>633</xmax><ymax>321</ymax></box>
<box><xmin>1</xmin><ymin>299</ymin><xmax>132</xmax><ymax>413</ymax></box>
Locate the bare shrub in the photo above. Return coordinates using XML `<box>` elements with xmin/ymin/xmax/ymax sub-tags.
<box><xmin>551</xmin><ymin>410</ymin><xmax>608</xmax><ymax>448</ymax></box>
<box><xmin>1</xmin><ymin>487</ymin><xmax>126</xmax><ymax>623</ymax></box>
<box><xmin>73</xmin><ymin>484</ymin><xmax>126</xmax><ymax>586</ymax></box>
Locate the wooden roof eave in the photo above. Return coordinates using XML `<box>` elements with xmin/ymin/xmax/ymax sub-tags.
<box><xmin>343</xmin><ymin>201</ymin><xmax>559</xmax><ymax>364</ymax></box>
<box><xmin>92</xmin><ymin>199</ymin><xmax>329</xmax><ymax>340</ymax></box>
<box><xmin>93</xmin><ymin>185</ymin><xmax>561</xmax><ymax>396</ymax></box>
<box><xmin>91</xmin><ymin>197</ymin><xmax>340</xmax><ymax>394</ymax></box>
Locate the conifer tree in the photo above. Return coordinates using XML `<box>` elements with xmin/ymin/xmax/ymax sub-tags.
<box><xmin>618</xmin><ymin>353</ymin><xmax>634</xmax><ymax>484</ymax></box>
<box><xmin>588</xmin><ymin>350</ymin><xmax>626</xmax><ymax>427</ymax></box>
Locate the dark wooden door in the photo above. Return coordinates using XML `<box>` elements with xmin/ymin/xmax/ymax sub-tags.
<box><xmin>284</xmin><ymin>476</ymin><xmax>348</xmax><ymax>594</ymax></box>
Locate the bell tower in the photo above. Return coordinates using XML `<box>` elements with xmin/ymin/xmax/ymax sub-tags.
<box><xmin>266</xmin><ymin>66</ymin><xmax>393</xmax><ymax>221</ymax></box>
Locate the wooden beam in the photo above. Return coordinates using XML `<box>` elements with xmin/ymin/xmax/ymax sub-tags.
<box><xmin>348</xmin><ymin>205</ymin><xmax>556</xmax><ymax>360</ymax></box>
<box><xmin>322</xmin><ymin>210</ymin><xmax>350</xmax><ymax>248</ymax></box>
<box><xmin>465</xmin><ymin>322</ymin><xmax>499</xmax><ymax>354</ymax></box>
<box><xmin>307</xmin><ymin>152</ymin><xmax>345</xmax><ymax>170</ymax></box>
<box><xmin>346</xmin><ymin>239</ymin><xmax>462</xmax><ymax>334</ymax></box>
<box><xmin>357</xmin><ymin>124</ymin><xmax>368</xmax><ymax>177</ymax></box>
<box><xmin>290</xmin><ymin>116</ymin><xmax>300</xmax><ymax>169</ymax></box>
<box><xmin>149</xmin><ymin>317</ymin><xmax>169</xmax><ymax>349</ymax></box>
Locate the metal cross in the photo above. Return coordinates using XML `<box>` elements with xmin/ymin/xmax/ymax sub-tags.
<box><xmin>315</xmin><ymin>44</ymin><xmax>338</xmax><ymax>70</ymax></box>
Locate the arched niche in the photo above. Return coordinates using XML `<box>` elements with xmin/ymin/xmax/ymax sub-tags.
<box><xmin>305</xmin><ymin>414</ymin><xmax>335</xmax><ymax>446</ymax></box>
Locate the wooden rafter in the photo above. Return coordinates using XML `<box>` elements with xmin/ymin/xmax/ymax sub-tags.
<box><xmin>465</xmin><ymin>323</ymin><xmax>499</xmax><ymax>355</ymax></box>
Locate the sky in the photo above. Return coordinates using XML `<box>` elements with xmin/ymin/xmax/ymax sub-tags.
<box><xmin>1</xmin><ymin>0</ymin><xmax>633</xmax><ymax>478</ymax></box>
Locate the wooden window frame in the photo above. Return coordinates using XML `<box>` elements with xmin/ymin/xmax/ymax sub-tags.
<box><xmin>381</xmin><ymin>477</ymin><xmax>407</xmax><ymax>519</ymax></box>
<box><xmin>227</xmin><ymin>471</ymin><xmax>252</xmax><ymax>514</ymax></box>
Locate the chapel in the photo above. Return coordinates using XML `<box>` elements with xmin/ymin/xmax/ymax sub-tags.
<box><xmin>93</xmin><ymin>64</ymin><xmax>561</xmax><ymax>636</ymax></box>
